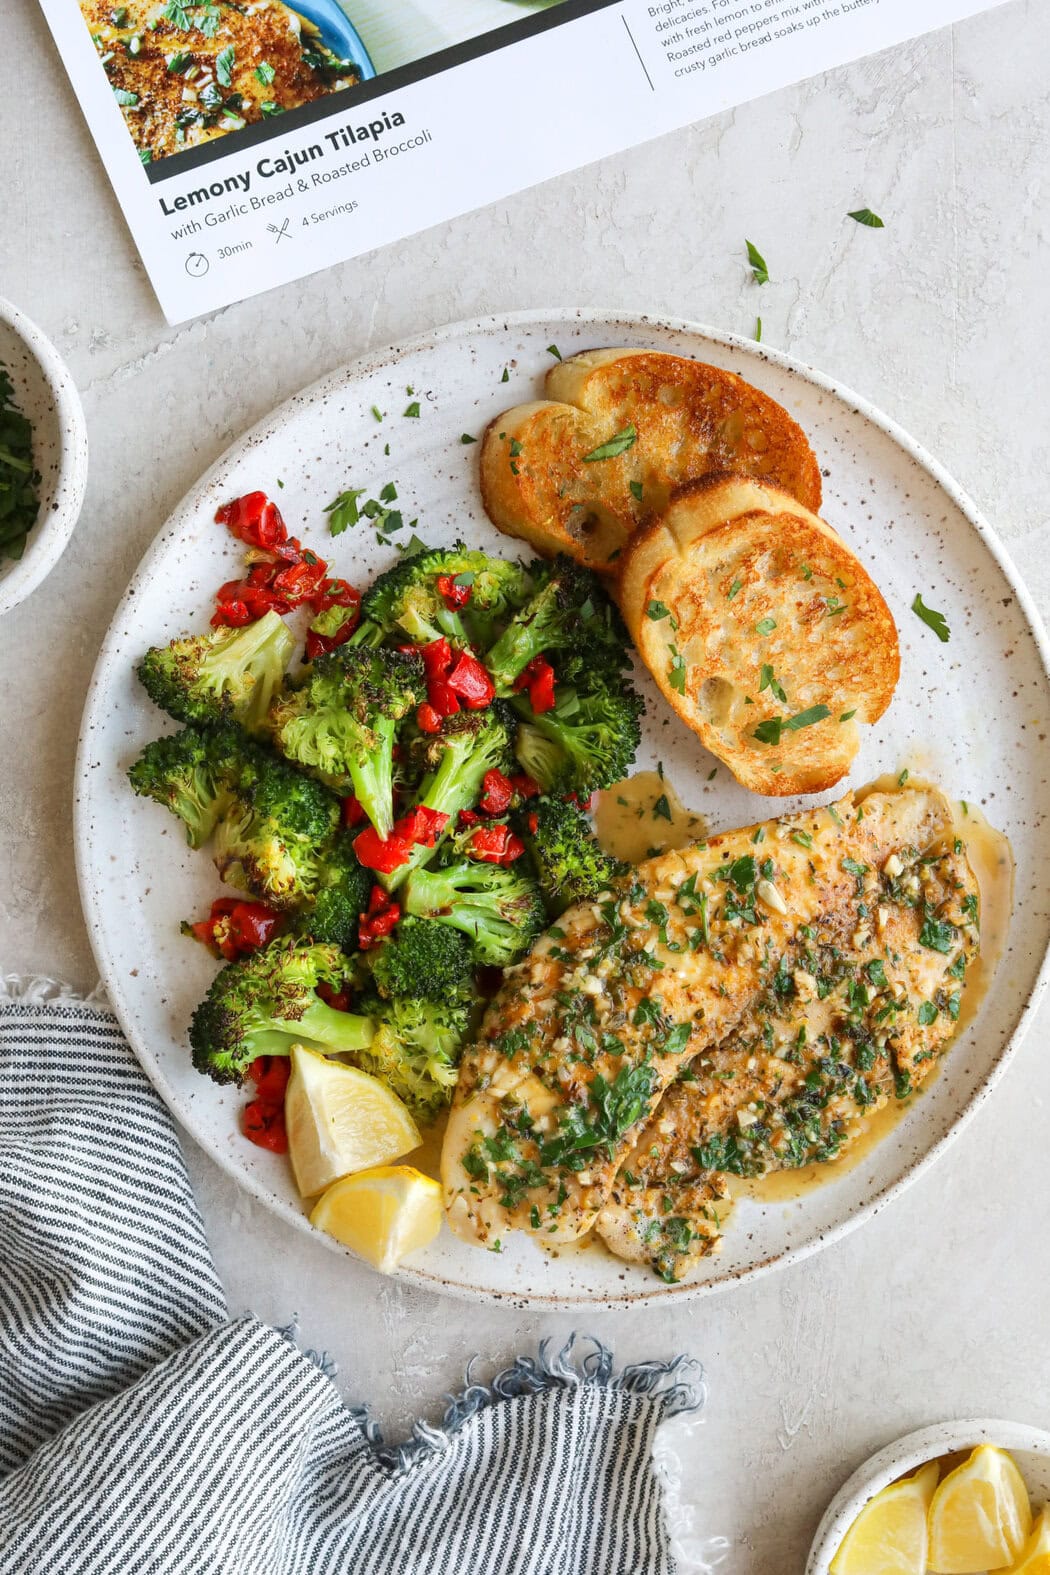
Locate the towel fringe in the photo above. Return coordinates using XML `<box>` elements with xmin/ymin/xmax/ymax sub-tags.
<box><xmin>0</xmin><ymin>974</ymin><xmax>109</xmax><ymax>1007</ymax></box>
<box><xmin>349</xmin><ymin>1334</ymin><xmax>705</xmax><ymax>1474</ymax></box>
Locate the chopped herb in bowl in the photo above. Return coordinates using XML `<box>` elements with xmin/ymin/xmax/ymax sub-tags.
<box><xmin>0</xmin><ymin>366</ymin><xmax>40</xmax><ymax>561</ymax></box>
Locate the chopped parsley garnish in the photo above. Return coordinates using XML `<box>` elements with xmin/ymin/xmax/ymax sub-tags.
<box><xmin>215</xmin><ymin>44</ymin><xmax>235</xmax><ymax>86</ymax></box>
<box><xmin>668</xmin><ymin>645</ymin><xmax>687</xmax><ymax>694</ymax></box>
<box><xmin>754</xmin><ymin>616</ymin><xmax>777</xmax><ymax>636</ymax></box>
<box><xmin>629</xmin><ymin>480</ymin><xmax>644</xmax><ymax>502</ymax></box>
<box><xmin>746</xmin><ymin>239</ymin><xmax>769</xmax><ymax>284</ymax></box>
<box><xmin>114</xmin><ymin>87</ymin><xmax>140</xmax><ymax>104</ymax></box>
<box><xmin>758</xmin><ymin>663</ymin><xmax>786</xmax><ymax>703</ymax></box>
<box><xmin>547</xmin><ymin>344</ymin><xmax>562</xmax><ymax>360</ymax></box>
<box><xmin>582</xmin><ymin>424</ymin><xmax>637</xmax><ymax>462</ymax></box>
<box><xmin>652</xmin><ymin>793</ymin><xmax>672</xmax><ymax>822</ymax></box>
<box><xmin>752</xmin><ymin>704</ymin><xmax>831</xmax><ymax>746</ymax></box>
<box><xmin>254</xmin><ymin>61</ymin><xmax>275</xmax><ymax>85</ymax></box>
<box><xmin>646</xmin><ymin>598</ymin><xmax>675</xmax><ymax>626</ymax></box>
<box><xmin>403</xmin><ymin>400</ymin><xmax>420</xmax><ymax>418</ymax></box>
<box><xmin>912</xmin><ymin>593</ymin><xmax>950</xmax><ymax>642</ymax></box>
<box><xmin>500</xmin><ymin>367</ymin><xmax>509</xmax><ymax>383</ymax></box>
<box><xmin>917</xmin><ymin>1001</ymin><xmax>938</xmax><ymax>1026</ymax></box>
<box><xmin>840</xmin><ymin>709</ymin><xmax>856</xmax><ymax>722</ymax></box>
<box><xmin>727</xmin><ymin>578</ymin><xmax>742</xmax><ymax>601</ymax></box>
<box><xmin>460</xmin><ymin>432</ymin><xmax>476</xmax><ymax>444</ymax></box>
<box><xmin>166</xmin><ymin>51</ymin><xmax>191</xmax><ymax>73</ymax></box>
<box><xmin>848</xmin><ymin>207</ymin><xmax>885</xmax><ymax>228</ymax></box>
<box><xmin>324</xmin><ymin>487</ymin><xmax>365</xmax><ymax>536</ymax></box>
<box><xmin>919</xmin><ymin>914</ymin><xmax>957</xmax><ymax>954</ymax></box>
<box><xmin>755</xmin><ymin>316</ymin><xmax>762</xmax><ymax>342</ymax></box>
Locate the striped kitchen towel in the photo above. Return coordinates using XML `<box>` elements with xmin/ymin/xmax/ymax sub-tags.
<box><xmin>0</xmin><ymin>984</ymin><xmax>702</xmax><ymax>1575</ymax></box>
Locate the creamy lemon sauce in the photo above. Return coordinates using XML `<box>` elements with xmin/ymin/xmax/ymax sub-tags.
<box><xmin>595</xmin><ymin>770</ymin><xmax>708</xmax><ymax>863</ymax></box>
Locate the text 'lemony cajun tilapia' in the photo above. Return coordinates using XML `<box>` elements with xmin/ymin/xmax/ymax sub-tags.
<box><xmin>442</xmin><ymin>784</ymin><xmax>979</xmax><ymax>1267</ymax></box>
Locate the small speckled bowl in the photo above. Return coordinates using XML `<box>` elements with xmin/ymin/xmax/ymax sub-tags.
<box><xmin>0</xmin><ymin>298</ymin><xmax>88</xmax><ymax>616</ymax></box>
<box><xmin>807</xmin><ymin>1419</ymin><xmax>1050</xmax><ymax>1574</ymax></box>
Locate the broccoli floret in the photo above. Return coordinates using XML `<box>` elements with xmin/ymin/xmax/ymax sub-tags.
<box><xmin>402</xmin><ymin>855</ymin><xmax>545</xmax><ymax>966</ymax></box>
<box><xmin>213</xmin><ymin>744</ymin><xmax>341</xmax><ymax>910</ymax></box>
<box><xmin>128</xmin><ymin>724</ymin><xmax>239</xmax><ymax>848</ymax></box>
<box><xmin>513</xmin><ymin>679</ymin><xmax>643</xmax><ymax>795</ymax></box>
<box><xmin>368</xmin><ymin>918</ymin><xmax>473</xmax><ymax>1001</ymax></box>
<box><xmin>384</xmin><ymin>706</ymin><xmax>515</xmax><ymax>891</ymax></box>
<box><xmin>189</xmin><ymin>937</ymin><xmax>374</xmax><ymax>1084</ymax></box>
<box><xmin>484</xmin><ymin>557</ymin><xmax>630</xmax><ymax>693</ymax></box>
<box><xmin>137</xmin><ymin>610</ymin><xmax>294</xmax><ymax>735</ymax></box>
<box><xmin>296</xmin><ymin>832</ymin><xmax>373</xmax><ymax>950</ymax></box>
<box><xmin>269</xmin><ymin>646</ymin><xmax>423</xmax><ymax>838</ymax></box>
<box><xmin>354</xmin><ymin>990</ymin><xmax>471</xmax><ymax>1119</ymax></box>
<box><xmin>524</xmin><ymin>796</ymin><xmax>628</xmax><ymax>916</ymax></box>
<box><xmin>361</xmin><ymin>543</ymin><xmax>534</xmax><ymax>649</ymax></box>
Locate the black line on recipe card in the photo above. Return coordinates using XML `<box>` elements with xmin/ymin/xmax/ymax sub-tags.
<box><xmin>621</xmin><ymin>18</ymin><xmax>655</xmax><ymax>91</ymax></box>
<box><xmin>145</xmin><ymin>0</ymin><xmax>621</xmax><ymax>185</ymax></box>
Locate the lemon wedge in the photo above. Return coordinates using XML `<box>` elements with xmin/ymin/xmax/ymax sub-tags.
<box><xmin>285</xmin><ymin>1044</ymin><xmax>421</xmax><ymax>1198</ymax></box>
<box><xmin>310</xmin><ymin>1165</ymin><xmax>442</xmax><ymax>1271</ymax></box>
<box><xmin>928</xmin><ymin>1445</ymin><xmax>1032</xmax><ymax>1573</ymax></box>
<box><xmin>1006</xmin><ymin>1506</ymin><xmax>1050</xmax><ymax>1575</ymax></box>
<box><xmin>830</xmin><ymin>1461</ymin><xmax>939</xmax><ymax>1575</ymax></box>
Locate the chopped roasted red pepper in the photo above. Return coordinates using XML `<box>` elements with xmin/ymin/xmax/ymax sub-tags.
<box><xmin>393</xmin><ymin>806</ymin><xmax>450</xmax><ymax>848</ymax></box>
<box><xmin>359</xmin><ymin>885</ymin><xmax>401</xmax><ymax>950</ymax></box>
<box><xmin>563</xmin><ymin>791</ymin><xmax>596</xmax><ymax>813</ymax></box>
<box><xmin>526</xmin><ymin>811</ymin><xmax>540</xmax><ymax>835</ymax></box>
<box><xmin>447</xmin><ymin>650</ymin><xmax>495</xmax><ymax>710</ymax></box>
<box><xmin>243</xmin><ymin>1100</ymin><xmax>288</xmax><ymax>1153</ymax></box>
<box><xmin>316</xmin><ymin>982</ymin><xmax>354</xmax><ymax>1013</ymax></box>
<box><xmin>479</xmin><ymin>768</ymin><xmax>515</xmax><ymax>817</ymax></box>
<box><xmin>427</xmin><ymin>677</ymin><xmax>460</xmax><ymax>718</ymax></box>
<box><xmin>417</xmin><ymin>637</ymin><xmax>453</xmax><ymax>677</ymax></box>
<box><xmin>436</xmin><ymin>573</ymin><xmax>473</xmax><ymax>609</ymax></box>
<box><xmin>247</xmin><ymin>1055</ymin><xmax>291</xmax><ymax>1104</ymax></box>
<box><xmin>468</xmin><ymin>824</ymin><xmax>526</xmax><ymax>864</ymax></box>
<box><xmin>342</xmin><ymin>794</ymin><xmax>367</xmax><ymax>828</ymax></box>
<box><xmin>510</xmin><ymin>772</ymin><xmax>541</xmax><ymax>800</ymax></box>
<box><xmin>216</xmin><ymin>491</ymin><xmax>288</xmax><ymax>551</ymax></box>
<box><xmin>514</xmin><ymin>656</ymin><xmax>557</xmax><ymax>714</ymax></box>
<box><xmin>188</xmin><ymin>898</ymin><xmax>281</xmax><ymax>961</ymax></box>
<box><xmin>354</xmin><ymin>826</ymin><xmax>413</xmax><ymax>874</ymax></box>
<box><xmin>416</xmin><ymin>702</ymin><xmax>442</xmax><ymax>734</ymax></box>
<box><xmin>458</xmin><ymin>809</ymin><xmax>481</xmax><ymax>828</ymax></box>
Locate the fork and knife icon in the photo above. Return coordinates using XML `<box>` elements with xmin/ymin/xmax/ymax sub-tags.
<box><xmin>267</xmin><ymin>218</ymin><xmax>292</xmax><ymax>244</ymax></box>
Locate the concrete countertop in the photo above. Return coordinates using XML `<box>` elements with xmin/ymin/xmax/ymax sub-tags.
<box><xmin>3</xmin><ymin>1</ymin><xmax>1048</xmax><ymax>1566</ymax></box>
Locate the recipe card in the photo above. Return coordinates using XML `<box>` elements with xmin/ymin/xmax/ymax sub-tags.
<box><xmin>43</xmin><ymin>0</ymin><xmax>1001</xmax><ymax>323</ymax></box>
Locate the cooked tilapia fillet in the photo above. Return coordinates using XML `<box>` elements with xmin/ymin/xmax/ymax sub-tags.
<box><xmin>596</xmin><ymin>804</ymin><xmax>979</xmax><ymax>1280</ymax></box>
<box><xmin>443</xmin><ymin>783</ymin><xmax>958</xmax><ymax>1249</ymax></box>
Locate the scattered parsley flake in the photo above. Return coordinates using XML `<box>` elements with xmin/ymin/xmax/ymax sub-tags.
<box><xmin>403</xmin><ymin>401</ymin><xmax>420</xmax><ymax>418</ymax></box>
<box><xmin>668</xmin><ymin>646</ymin><xmax>687</xmax><ymax>694</ymax></box>
<box><xmin>501</xmin><ymin>368</ymin><xmax>509</xmax><ymax>383</ymax></box>
<box><xmin>755</xmin><ymin>316</ymin><xmax>762</xmax><ymax>342</ymax></box>
<box><xmin>582</xmin><ymin>424</ymin><xmax>637</xmax><ymax>462</ymax></box>
<box><xmin>629</xmin><ymin>480</ymin><xmax>644</xmax><ymax>502</ymax></box>
<box><xmin>727</xmin><ymin>578</ymin><xmax>742</xmax><ymax>601</ymax></box>
<box><xmin>758</xmin><ymin>663</ymin><xmax>786</xmax><ymax>704</ymax></box>
<box><xmin>460</xmin><ymin>433</ymin><xmax>476</xmax><ymax>444</ymax></box>
<box><xmin>652</xmin><ymin>793</ymin><xmax>672</xmax><ymax>823</ymax></box>
<box><xmin>547</xmin><ymin>344</ymin><xmax>562</xmax><ymax>360</ymax></box>
<box><xmin>746</xmin><ymin>239</ymin><xmax>769</xmax><ymax>284</ymax></box>
<box><xmin>323</xmin><ymin>487</ymin><xmax>365</xmax><ymax>536</ymax></box>
<box><xmin>755</xmin><ymin>616</ymin><xmax>777</xmax><ymax>636</ymax></box>
<box><xmin>254</xmin><ymin>61</ymin><xmax>275</xmax><ymax>85</ymax></box>
<box><xmin>912</xmin><ymin>593</ymin><xmax>950</xmax><ymax>643</ymax></box>
<box><xmin>848</xmin><ymin>207</ymin><xmax>885</xmax><ymax>228</ymax></box>
<box><xmin>215</xmin><ymin>44</ymin><xmax>235</xmax><ymax>86</ymax></box>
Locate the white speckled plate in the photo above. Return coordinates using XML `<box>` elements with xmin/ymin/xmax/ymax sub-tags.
<box><xmin>75</xmin><ymin>311</ymin><xmax>1050</xmax><ymax>1308</ymax></box>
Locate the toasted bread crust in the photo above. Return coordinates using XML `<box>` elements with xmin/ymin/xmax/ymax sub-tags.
<box><xmin>480</xmin><ymin>349</ymin><xmax>822</xmax><ymax>571</ymax></box>
<box><xmin>619</xmin><ymin>477</ymin><xmax>900</xmax><ymax>796</ymax></box>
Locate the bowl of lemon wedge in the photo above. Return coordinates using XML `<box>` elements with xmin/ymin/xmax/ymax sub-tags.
<box><xmin>808</xmin><ymin>1422</ymin><xmax>1050</xmax><ymax>1575</ymax></box>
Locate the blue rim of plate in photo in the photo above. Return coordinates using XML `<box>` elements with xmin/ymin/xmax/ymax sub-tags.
<box><xmin>292</xmin><ymin>0</ymin><xmax>376</xmax><ymax>82</ymax></box>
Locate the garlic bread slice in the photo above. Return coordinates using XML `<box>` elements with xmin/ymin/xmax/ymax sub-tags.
<box><xmin>479</xmin><ymin>349</ymin><xmax>822</xmax><ymax>572</ymax></box>
<box><xmin>619</xmin><ymin>477</ymin><xmax>899</xmax><ymax>795</ymax></box>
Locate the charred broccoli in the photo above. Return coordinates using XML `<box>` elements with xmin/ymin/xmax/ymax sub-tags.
<box><xmin>354</xmin><ymin>989</ymin><xmax>472</xmax><ymax>1119</ymax></box>
<box><xmin>212</xmin><ymin>744</ymin><xmax>341</xmax><ymax>910</ymax></box>
<box><xmin>402</xmin><ymin>854</ymin><xmax>545</xmax><ymax>966</ymax></box>
<box><xmin>361</xmin><ymin>543</ymin><xmax>534</xmax><ymax>649</ymax></box>
<box><xmin>137</xmin><ymin>610</ymin><xmax>294</xmax><ymax>735</ymax></box>
<box><xmin>189</xmin><ymin>937</ymin><xmax>373</xmax><ymax>1084</ymax></box>
<box><xmin>268</xmin><ymin>646</ymin><xmax>423</xmax><ymax>838</ymax></box>
<box><xmin>296</xmin><ymin>832</ymin><xmax>373</xmax><ymax>951</ymax></box>
<box><xmin>513</xmin><ymin>679</ymin><xmax>643</xmax><ymax>795</ymax></box>
<box><xmin>128</xmin><ymin>723</ymin><xmax>239</xmax><ymax>848</ymax></box>
<box><xmin>523</xmin><ymin>796</ymin><xmax>627</xmax><ymax>915</ymax></box>
<box><xmin>484</xmin><ymin>557</ymin><xmax>630</xmax><ymax>693</ymax></box>
<box><xmin>368</xmin><ymin>918</ymin><xmax>473</xmax><ymax>1001</ymax></box>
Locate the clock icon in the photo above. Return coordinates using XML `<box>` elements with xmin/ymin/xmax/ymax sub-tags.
<box><xmin>185</xmin><ymin>252</ymin><xmax>209</xmax><ymax>278</ymax></box>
